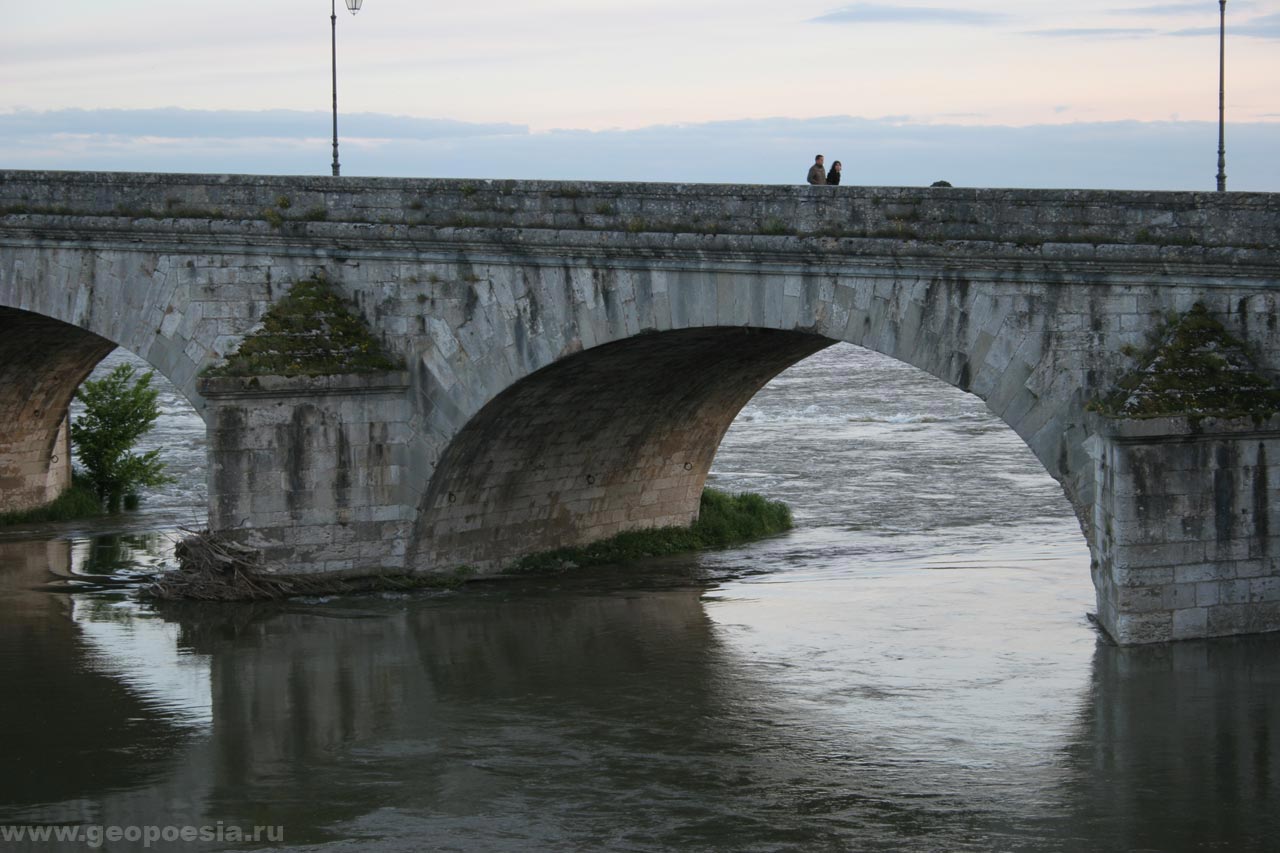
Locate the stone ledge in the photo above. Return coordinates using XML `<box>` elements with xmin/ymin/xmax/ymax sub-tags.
<box><xmin>1087</xmin><ymin>411</ymin><xmax>1280</xmax><ymax>442</ymax></box>
<box><xmin>3</xmin><ymin>170</ymin><xmax>1276</xmax><ymax>254</ymax></box>
<box><xmin>6</xmin><ymin>219</ymin><xmax>1274</xmax><ymax>283</ymax></box>
<box><xmin>199</xmin><ymin>371</ymin><xmax>411</xmax><ymax>399</ymax></box>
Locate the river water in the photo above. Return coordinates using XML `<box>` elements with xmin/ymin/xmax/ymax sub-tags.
<box><xmin>1</xmin><ymin>346</ymin><xmax>1277</xmax><ymax>852</ymax></box>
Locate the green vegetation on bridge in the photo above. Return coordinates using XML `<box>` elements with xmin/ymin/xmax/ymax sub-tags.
<box><xmin>205</xmin><ymin>276</ymin><xmax>400</xmax><ymax>377</ymax></box>
<box><xmin>507</xmin><ymin>487</ymin><xmax>794</xmax><ymax>575</ymax></box>
<box><xmin>1089</xmin><ymin>303</ymin><xmax>1280</xmax><ymax>421</ymax></box>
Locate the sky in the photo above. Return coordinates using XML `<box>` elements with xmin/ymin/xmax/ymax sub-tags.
<box><xmin>4</xmin><ymin>1</ymin><xmax>1279</xmax><ymax>190</ymax></box>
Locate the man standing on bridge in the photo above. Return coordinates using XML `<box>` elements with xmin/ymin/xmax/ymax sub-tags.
<box><xmin>806</xmin><ymin>154</ymin><xmax>826</xmax><ymax>185</ymax></box>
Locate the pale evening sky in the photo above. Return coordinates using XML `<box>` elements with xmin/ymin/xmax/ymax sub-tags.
<box><xmin>3</xmin><ymin>1</ymin><xmax>1278</xmax><ymax>189</ymax></box>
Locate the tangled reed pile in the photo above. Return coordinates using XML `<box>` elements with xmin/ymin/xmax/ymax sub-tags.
<box><xmin>145</xmin><ymin>531</ymin><xmax>308</xmax><ymax>601</ymax></box>
<box><xmin>145</xmin><ymin>530</ymin><xmax>455</xmax><ymax>601</ymax></box>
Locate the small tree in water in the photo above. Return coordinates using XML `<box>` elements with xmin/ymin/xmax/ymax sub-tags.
<box><xmin>71</xmin><ymin>364</ymin><xmax>171</xmax><ymax>511</ymax></box>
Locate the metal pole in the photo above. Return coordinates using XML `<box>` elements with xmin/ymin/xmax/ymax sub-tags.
<box><xmin>331</xmin><ymin>0</ymin><xmax>341</xmax><ymax>177</ymax></box>
<box><xmin>1216</xmin><ymin>0</ymin><xmax>1226</xmax><ymax>192</ymax></box>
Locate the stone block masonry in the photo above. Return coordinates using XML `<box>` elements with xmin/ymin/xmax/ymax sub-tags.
<box><xmin>200</xmin><ymin>372</ymin><xmax>413</xmax><ymax>576</ymax></box>
<box><xmin>412</xmin><ymin>328</ymin><xmax>830</xmax><ymax>570</ymax></box>
<box><xmin>1088</xmin><ymin>414</ymin><xmax>1280</xmax><ymax>644</ymax></box>
<box><xmin>2</xmin><ymin>171</ymin><xmax>1279</xmax><ymax>642</ymax></box>
<box><xmin>1</xmin><ymin>171</ymin><xmax>1276</xmax><ymax>251</ymax></box>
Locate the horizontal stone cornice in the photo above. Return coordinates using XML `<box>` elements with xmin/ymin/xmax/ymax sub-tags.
<box><xmin>199</xmin><ymin>371</ymin><xmax>411</xmax><ymax>399</ymax></box>
<box><xmin>1087</xmin><ymin>411</ymin><xmax>1280</xmax><ymax>443</ymax></box>
<box><xmin>2</xmin><ymin>216</ymin><xmax>1277</xmax><ymax>287</ymax></box>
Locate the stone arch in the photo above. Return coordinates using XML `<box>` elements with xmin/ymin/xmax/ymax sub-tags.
<box><xmin>0</xmin><ymin>308</ymin><xmax>117</xmax><ymax>512</ymax></box>
<box><xmin>411</xmin><ymin>328</ymin><xmax>831</xmax><ymax>568</ymax></box>
<box><xmin>0</xmin><ymin>241</ymin><xmax>263</xmax><ymax>513</ymax></box>
<box><xmin>408</xmin><ymin>267</ymin><xmax>1097</xmax><ymax>571</ymax></box>
<box><xmin>0</xmin><ymin>240</ymin><xmax>283</xmax><ymax>418</ymax></box>
<box><xmin>0</xmin><ymin>303</ymin><xmax>205</xmax><ymax>514</ymax></box>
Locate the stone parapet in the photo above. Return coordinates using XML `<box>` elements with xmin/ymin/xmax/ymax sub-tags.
<box><xmin>3</xmin><ymin>170</ymin><xmax>1276</xmax><ymax>253</ymax></box>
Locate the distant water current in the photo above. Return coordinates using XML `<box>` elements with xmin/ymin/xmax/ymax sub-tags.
<box><xmin>1</xmin><ymin>345</ymin><xmax>1277</xmax><ymax>852</ymax></box>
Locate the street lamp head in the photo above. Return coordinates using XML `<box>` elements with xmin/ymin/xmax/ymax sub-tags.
<box><xmin>345</xmin><ymin>0</ymin><xmax>363</xmax><ymax>14</ymax></box>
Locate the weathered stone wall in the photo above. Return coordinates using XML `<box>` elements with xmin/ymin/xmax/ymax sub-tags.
<box><xmin>1</xmin><ymin>171</ymin><xmax>1275</xmax><ymax>433</ymax></box>
<box><xmin>398</xmin><ymin>270</ymin><xmax>1280</xmax><ymax>578</ymax></box>
<box><xmin>1088</xmin><ymin>415</ymin><xmax>1280</xmax><ymax>643</ymax></box>
<box><xmin>201</xmin><ymin>373</ymin><xmax>413</xmax><ymax>576</ymax></box>
<box><xmin>2</xmin><ymin>170</ymin><xmax>1276</xmax><ymax>248</ymax></box>
<box><xmin>415</xmin><ymin>328</ymin><xmax>830</xmax><ymax>569</ymax></box>
<box><xmin>2</xmin><ymin>171</ymin><xmax>1279</xmax><ymax>642</ymax></box>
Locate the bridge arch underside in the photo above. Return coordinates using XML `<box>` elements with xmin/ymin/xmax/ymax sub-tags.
<box><xmin>411</xmin><ymin>328</ymin><xmax>835</xmax><ymax>570</ymax></box>
<box><xmin>0</xmin><ymin>307</ymin><xmax>116</xmax><ymax>513</ymax></box>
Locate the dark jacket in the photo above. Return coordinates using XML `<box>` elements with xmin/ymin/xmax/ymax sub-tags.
<box><xmin>826</xmin><ymin>168</ymin><xmax>841</xmax><ymax>186</ymax></box>
<box><xmin>806</xmin><ymin>163</ymin><xmax>826</xmax><ymax>185</ymax></box>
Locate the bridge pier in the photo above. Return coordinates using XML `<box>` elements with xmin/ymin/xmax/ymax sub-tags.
<box><xmin>200</xmin><ymin>372</ymin><xmax>413</xmax><ymax>576</ymax></box>
<box><xmin>1088</xmin><ymin>415</ymin><xmax>1280</xmax><ymax>643</ymax></box>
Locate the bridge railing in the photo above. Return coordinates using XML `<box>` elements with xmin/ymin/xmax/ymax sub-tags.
<box><xmin>1</xmin><ymin>171</ymin><xmax>1277</xmax><ymax>251</ymax></box>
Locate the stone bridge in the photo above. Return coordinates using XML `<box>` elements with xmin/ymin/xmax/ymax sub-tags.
<box><xmin>1</xmin><ymin>170</ymin><xmax>1278</xmax><ymax>644</ymax></box>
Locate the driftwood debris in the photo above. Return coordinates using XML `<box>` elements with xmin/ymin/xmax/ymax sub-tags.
<box><xmin>146</xmin><ymin>531</ymin><xmax>325</xmax><ymax>601</ymax></box>
<box><xmin>144</xmin><ymin>530</ymin><xmax>454</xmax><ymax>601</ymax></box>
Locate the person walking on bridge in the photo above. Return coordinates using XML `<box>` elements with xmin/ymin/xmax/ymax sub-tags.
<box><xmin>806</xmin><ymin>154</ymin><xmax>826</xmax><ymax>185</ymax></box>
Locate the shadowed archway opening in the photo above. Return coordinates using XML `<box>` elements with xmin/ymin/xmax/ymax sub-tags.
<box><xmin>0</xmin><ymin>307</ymin><xmax>116</xmax><ymax>513</ymax></box>
<box><xmin>411</xmin><ymin>328</ymin><xmax>832</xmax><ymax>570</ymax></box>
<box><xmin>0</xmin><ymin>307</ymin><xmax>204</xmax><ymax>519</ymax></box>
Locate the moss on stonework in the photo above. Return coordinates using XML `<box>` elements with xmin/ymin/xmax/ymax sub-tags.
<box><xmin>1088</xmin><ymin>302</ymin><xmax>1280</xmax><ymax>420</ymax></box>
<box><xmin>206</xmin><ymin>276</ymin><xmax>401</xmax><ymax>377</ymax></box>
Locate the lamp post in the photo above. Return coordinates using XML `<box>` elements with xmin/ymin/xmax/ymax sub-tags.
<box><xmin>1216</xmin><ymin>0</ymin><xmax>1227</xmax><ymax>192</ymax></box>
<box><xmin>331</xmin><ymin>0</ymin><xmax>364</xmax><ymax>177</ymax></box>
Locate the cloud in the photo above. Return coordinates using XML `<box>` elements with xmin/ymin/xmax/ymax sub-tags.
<box><xmin>1112</xmin><ymin>3</ymin><xmax>1219</xmax><ymax>15</ymax></box>
<box><xmin>1023</xmin><ymin>28</ymin><xmax>1157</xmax><ymax>38</ymax></box>
<box><xmin>0</xmin><ymin>107</ymin><xmax>525</xmax><ymax>141</ymax></box>
<box><xmin>810</xmin><ymin>4</ymin><xmax>1006</xmax><ymax>25</ymax></box>
<box><xmin>1</xmin><ymin>108</ymin><xmax>1278</xmax><ymax>192</ymax></box>
<box><xmin>1169</xmin><ymin>12</ymin><xmax>1280</xmax><ymax>38</ymax></box>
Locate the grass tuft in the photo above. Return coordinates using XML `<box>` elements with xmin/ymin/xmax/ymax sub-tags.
<box><xmin>0</xmin><ymin>477</ymin><xmax>105</xmax><ymax>527</ymax></box>
<box><xmin>508</xmin><ymin>487</ymin><xmax>793</xmax><ymax>575</ymax></box>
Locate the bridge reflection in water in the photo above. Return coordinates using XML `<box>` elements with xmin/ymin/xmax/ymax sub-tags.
<box><xmin>0</xmin><ymin>534</ymin><xmax>1276</xmax><ymax>852</ymax></box>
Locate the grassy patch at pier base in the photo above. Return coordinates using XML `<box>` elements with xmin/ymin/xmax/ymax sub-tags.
<box><xmin>0</xmin><ymin>478</ymin><xmax>105</xmax><ymax>527</ymax></box>
<box><xmin>508</xmin><ymin>487</ymin><xmax>793</xmax><ymax>575</ymax></box>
